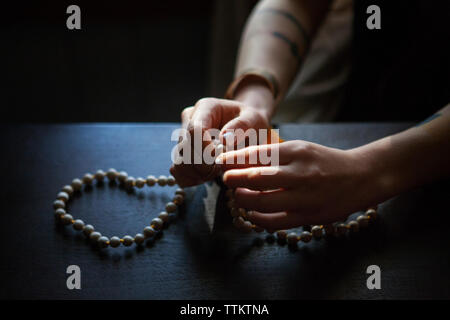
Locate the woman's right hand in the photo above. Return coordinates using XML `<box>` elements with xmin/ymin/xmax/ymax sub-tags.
<box><xmin>170</xmin><ymin>82</ymin><xmax>275</xmax><ymax>187</ymax></box>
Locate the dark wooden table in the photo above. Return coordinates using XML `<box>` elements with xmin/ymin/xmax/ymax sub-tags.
<box><xmin>1</xmin><ymin>123</ymin><xmax>449</xmax><ymax>299</ymax></box>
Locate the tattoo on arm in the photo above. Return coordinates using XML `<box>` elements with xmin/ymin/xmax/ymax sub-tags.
<box><xmin>257</xmin><ymin>8</ymin><xmax>311</xmax><ymax>46</ymax></box>
<box><xmin>246</xmin><ymin>30</ymin><xmax>302</xmax><ymax>63</ymax></box>
<box><xmin>271</xmin><ymin>31</ymin><xmax>302</xmax><ymax>62</ymax></box>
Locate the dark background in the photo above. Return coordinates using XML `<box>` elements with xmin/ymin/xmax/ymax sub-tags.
<box><xmin>2</xmin><ymin>0</ymin><xmax>449</xmax><ymax>123</ymax></box>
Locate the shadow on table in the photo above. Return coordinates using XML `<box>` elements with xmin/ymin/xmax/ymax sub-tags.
<box><xmin>180</xmin><ymin>179</ymin><xmax>450</xmax><ymax>299</ymax></box>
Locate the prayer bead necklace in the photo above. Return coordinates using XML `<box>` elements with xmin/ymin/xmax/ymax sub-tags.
<box><xmin>53</xmin><ymin>168</ymin><xmax>378</xmax><ymax>249</ymax></box>
<box><xmin>53</xmin><ymin>168</ymin><xmax>185</xmax><ymax>248</ymax></box>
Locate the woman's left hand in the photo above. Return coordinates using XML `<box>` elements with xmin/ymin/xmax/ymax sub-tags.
<box><xmin>216</xmin><ymin>140</ymin><xmax>383</xmax><ymax>231</ymax></box>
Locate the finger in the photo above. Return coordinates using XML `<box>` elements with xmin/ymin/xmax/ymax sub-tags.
<box><xmin>181</xmin><ymin>106</ymin><xmax>195</xmax><ymax>128</ymax></box>
<box><xmin>223</xmin><ymin>166</ymin><xmax>291</xmax><ymax>190</ymax></box>
<box><xmin>188</xmin><ymin>98</ymin><xmax>240</xmax><ymax>133</ymax></box>
<box><xmin>234</xmin><ymin>188</ymin><xmax>299</xmax><ymax>212</ymax></box>
<box><xmin>216</xmin><ymin>143</ymin><xmax>289</xmax><ymax>169</ymax></box>
<box><xmin>246</xmin><ymin>211</ymin><xmax>313</xmax><ymax>231</ymax></box>
<box><xmin>187</xmin><ymin>100</ymin><xmax>238</xmax><ymax>158</ymax></box>
<box><xmin>219</xmin><ymin>108</ymin><xmax>269</xmax><ymax>145</ymax></box>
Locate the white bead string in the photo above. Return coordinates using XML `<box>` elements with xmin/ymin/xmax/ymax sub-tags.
<box><xmin>54</xmin><ymin>141</ymin><xmax>378</xmax><ymax>249</ymax></box>
<box><xmin>53</xmin><ymin>168</ymin><xmax>184</xmax><ymax>248</ymax></box>
<box><xmin>225</xmin><ymin>189</ymin><xmax>378</xmax><ymax>245</ymax></box>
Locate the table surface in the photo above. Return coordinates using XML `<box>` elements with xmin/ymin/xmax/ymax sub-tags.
<box><xmin>1</xmin><ymin>123</ymin><xmax>449</xmax><ymax>300</ymax></box>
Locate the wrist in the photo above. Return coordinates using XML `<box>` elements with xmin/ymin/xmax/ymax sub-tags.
<box><xmin>350</xmin><ymin>139</ymin><xmax>402</xmax><ymax>206</ymax></box>
<box><xmin>233</xmin><ymin>77</ymin><xmax>275</xmax><ymax>121</ymax></box>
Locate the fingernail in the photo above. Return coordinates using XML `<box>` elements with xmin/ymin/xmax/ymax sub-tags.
<box><xmin>246</xmin><ymin>210</ymin><xmax>253</xmax><ymax>218</ymax></box>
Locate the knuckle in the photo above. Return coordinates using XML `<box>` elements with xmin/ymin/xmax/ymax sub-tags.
<box><xmin>302</xmin><ymin>165</ymin><xmax>325</xmax><ymax>182</ymax></box>
<box><xmin>196</xmin><ymin>97</ymin><xmax>215</xmax><ymax>108</ymax></box>
<box><xmin>290</xmin><ymin>140</ymin><xmax>314</xmax><ymax>157</ymax></box>
<box><xmin>254</xmin><ymin>110</ymin><xmax>269</xmax><ymax>126</ymax></box>
<box><xmin>181</xmin><ymin>107</ymin><xmax>193</xmax><ymax>119</ymax></box>
<box><xmin>234</xmin><ymin>117</ymin><xmax>252</xmax><ymax>130</ymax></box>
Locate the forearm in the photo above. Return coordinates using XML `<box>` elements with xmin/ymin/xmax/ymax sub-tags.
<box><xmin>354</xmin><ymin>104</ymin><xmax>450</xmax><ymax>204</ymax></box>
<box><xmin>233</xmin><ymin>0</ymin><xmax>331</xmax><ymax>118</ymax></box>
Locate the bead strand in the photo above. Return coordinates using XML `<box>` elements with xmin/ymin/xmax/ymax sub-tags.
<box><xmin>225</xmin><ymin>186</ymin><xmax>379</xmax><ymax>247</ymax></box>
<box><xmin>53</xmin><ymin>169</ymin><xmax>184</xmax><ymax>249</ymax></box>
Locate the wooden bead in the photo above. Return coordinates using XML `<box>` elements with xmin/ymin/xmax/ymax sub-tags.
<box><xmin>167</xmin><ymin>176</ymin><xmax>176</xmax><ymax>186</ymax></box>
<box><xmin>227</xmin><ymin>199</ymin><xmax>235</xmax><ymax>209</ymax></box>
<box><xmin>122</xmin><ymin>235</ymin><xmax>134</xmax><ymax>246</ymax></box>
<box><xmin>71</xmin><ymin>178</ymin><xmax>83</xmax><ymax>191</ymax></box>
<box><xmin>238</xmin><ymin>208</ymin><xmax>247</xmax><ymax>217</ymax></box>
<box><xmin>106</xmin><ymin>168</ymin><xmax>119</xmax><ymax>181</ymax></box>
<box><xmin>98</xmin><ymin>236</ymin><xmax>109</xmax><ymax>248</ymax></box>
<box><xmin>173</xmin><ymin>194</ymin><xmax>184</xmax><ymax>205</ymax></box>
<box><xmin>82</xmin><ymin>173</ymin><xmax>94</xmax><ymax>185</ymax></box>
<box><xmin>336</xmin><ymin>223</ymin><xmax>348</xmax><ymax>236</ymax></box>
<box><xmin>175</xmin><ymin>188</ymin><xmax>186</xmax><ymax>197</ymax></box>
<box><xmin>365</xmin><ymin>208</ymin><xmax>377</xmax><ymax>219</ymax></box>
<box><xmin>135</xmin><ymin>177</ymin><xmax>146</xmax><ymax>188</ymax></box>
<box><xmin>143</xmin><ymin>226</ymin><xmax>156</xmax><ymax>238</ymax></box>
<box><xmin>53</xmin><ymin>200</ymin><xmax>65</xmax><ymax>210</ymax></box>
<box><xmin>62</xmin><ymin>185</ymin><xmax>74</xmax><ymax>196</ymax></box>
<box><xmin>241</xmin><ymin>221</ymin><xmax>253</xmax><ymax>233</ymax></box>
<box><xmin>118</xmin><ymin>171</ymin><xmax>128</xmax><ymax>184</ymax></box>
<box><xmin>157</xmin><ymin>175</ymin><xmax>167</xmax><ymax>186</ymax></box>
<box><xmin>165</xmin><ymin>202</ymin><xmax>177</xmax><ymax>213</ymax></box>
<box><xmin>253</xmin><ymin>225</ymin><xmax>264</xmax><ymax>233</ymax></box>
<box><xmin>230</xmin><ymin>208</ymin><xmax>240</xmax><ymax>218</ymax></box>
<box><xmin>134</xmin><ymin>233</ymin><xmax>145</xmax><ymax>245</ymax></box>
<box><xmin>151</xmin><ymin>217</ymin><xmax>164</xmax><ymax>230</ymax></box>
<box><xmin>348</xmin><ymin>220</ymin><xmax>359</xmax><ymax>232</ymax></box>
<box><xmin>300</xmin><ymin>231</ymin><xmax>312</xmax><ymax>243</ymax></box>
<box><xmin>324</xmin><ymin>224</ymin><xmax>335</xmax><ymax>236</ymax></box>
<box><xmin>73</xmin><ymin>219</ymin><xmax>85</xmax><ymax>230</ymax></box>
<box><xmin>276</xmin><ymin>230</ymin><xmax>287</xmax><ymax>240</ymax></box>
<box><xmin>61</xmin><ymin>214</ymin><xmax>73</xmax><ymax>225</ymax></box>
<box><xmin>54</xmin><ymin>208</ymin><xmax>65</xmax><ymax>218</ymax></box>
<box><xmin>287</xmin><ymin>232</ymin><xmax>299</xmax><ymax>245</ymax></box>
<box><xmin>124</xmin><ymin>177</ymin><xmax>136</xmax><ymax>189</ymax></box>
<box><xmin>232</xmin><ymin>216</ymin><xmax>245</xmax><ymax>228</ymax></box>
<box><xmin>311</xmin><ymin>226</ymin><xmax>323</xmax><ymax>239</ymax></box>
<box><xmin>146</xmin><ymin>175</ymin><xmax>156</xmax><ymax>186</ymax></box>
<box><xmin>56</xmin><ymin>192</ymin><xmax>69</xmax><ymax>203</ymax></box>
<box><xmin>109</xmin><ymin>236</ymin><xmax>121</xmax><ymax>248</ymax></box>
<box><xmin>83</xmin><ymin>224</ymin><xmax>94</xmax><ymax>236</ymax></box>
<box><xmin>158</xmin><ymin>211</ymin><xmax>169</xmax><ymax>223</ymax></box>
<box><xmin>356</xmin><ymin>215</ymin><xmax>370</xmax><ymax>228</ymax></box>
<box><xmin>94</xmin><ymin>170</ymin><xmax>105</xmax><ymax>181</ymax></box>
<box><xmin>89</xmin><ymin>231</ymin><xmax>102</xmax><ymax>242</ymax></box>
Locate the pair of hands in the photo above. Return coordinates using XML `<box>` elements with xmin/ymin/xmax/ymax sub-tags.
<box><xmin>171</xmin><ymin>98</ymin><xmax>379</xmax><ymax>230</ymax></box>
